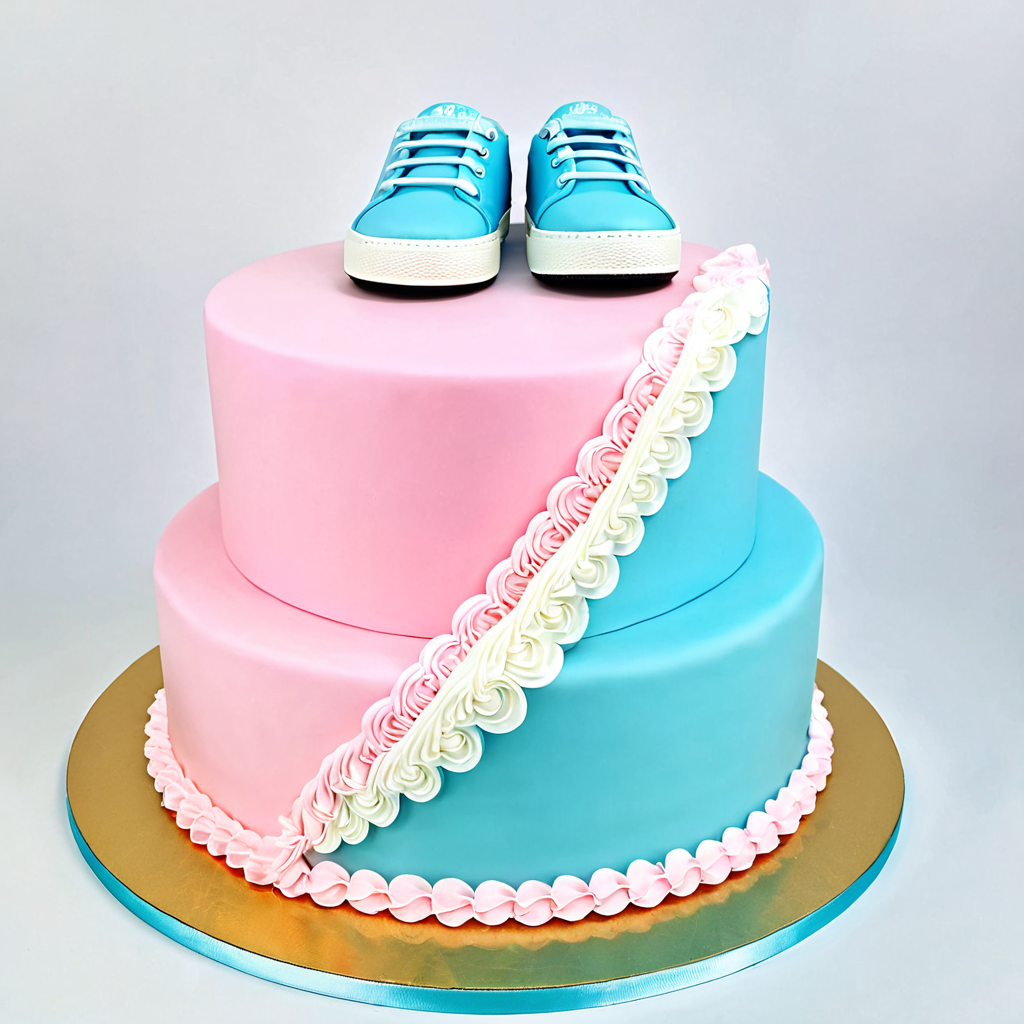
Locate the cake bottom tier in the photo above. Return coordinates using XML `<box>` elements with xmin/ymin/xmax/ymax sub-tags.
<box><xmin>156</xmin><ymin>475</ymin><xmax>822</xmax><ymax>888</ymax></box>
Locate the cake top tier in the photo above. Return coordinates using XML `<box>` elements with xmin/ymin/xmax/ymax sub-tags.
<box><xmin>204</xmin><ymin>232</ymin><xmax>767</xmax><ymax>639</ymax></box>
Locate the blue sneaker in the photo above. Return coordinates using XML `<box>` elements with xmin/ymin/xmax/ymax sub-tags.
<box><xmin>525</xmin><ymin>102</ymin><xmax>680</xmax><ymax>282</ymax></box>
<box><xmin>345</xmin><ymin>103</ymin><xmax>512</xmax><ymax>289</ymax></box>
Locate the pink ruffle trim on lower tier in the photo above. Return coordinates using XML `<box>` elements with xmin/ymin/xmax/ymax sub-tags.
<box><xmin>144</xmin><ymin>685</ymin><xmax>833</xmax><ymax>927</ymax></box>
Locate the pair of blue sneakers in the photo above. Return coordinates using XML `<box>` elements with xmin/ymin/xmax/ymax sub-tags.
<box><xmin>344</xmin><ymin>102</ymin><xmax>680</xmax><ymax>290</ymax></box>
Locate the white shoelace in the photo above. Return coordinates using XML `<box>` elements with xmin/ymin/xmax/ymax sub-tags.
<box><xmin>542</xmin><ymin>124</ymin><xmax>651</xmax><ymax>191</ymax></box>
<box><xmin>377</xmin><ymin>121</ymin><xmax>496</xmax><ymax>199</ymax></box>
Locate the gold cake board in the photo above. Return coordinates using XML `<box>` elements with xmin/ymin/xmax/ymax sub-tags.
<box><xmin>67</xmin><ymin>649</ymin><xmax>903</xmax><ymax>1013</ymax></box>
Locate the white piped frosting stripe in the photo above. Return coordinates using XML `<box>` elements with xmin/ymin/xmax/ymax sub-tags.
<box><xmin>295</xmin><ymin>246</ymin><xmax>771</xmax><ymax>853</ymax></box>
<box><xmin>144</xmin><ymin>686</ymin><xmax>832</xmax><ymax>925</ymax></box>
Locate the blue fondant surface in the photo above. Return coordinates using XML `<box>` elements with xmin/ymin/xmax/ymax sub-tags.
<box><xmin>324</xmin><ymin>474</ymin><xmax>823</xmax><ymax>887</ymax></box>
<box><xmin>584</xmin><ymin>319</ymin><xmax>768</xmax><ymax>637</ymax></box>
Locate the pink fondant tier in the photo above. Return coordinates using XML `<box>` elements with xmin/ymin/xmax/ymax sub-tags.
<box><xmin>206</xmin><ymin>238</ymin><xmax>719</xmax><ymax>638</ymax></box>
<box><xmin>154</xmin><ymin>485</ymin><xmax>422</xmax><ymax>836</ymax></box>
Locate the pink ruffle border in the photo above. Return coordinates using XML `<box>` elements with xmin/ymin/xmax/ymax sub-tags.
<box><xmin>290</xmin><ymin>244</ymin><xmax>772</xmax><ymax>850</ymax></box>
<box><xmin>144</xmin><ymin>687</ymin><xmax>832</xmax><ymax>926</ymax></box>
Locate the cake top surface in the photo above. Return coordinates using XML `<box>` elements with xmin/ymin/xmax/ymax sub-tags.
<box><xmin>205</xmin><ymin>229</ymin><xmax>720</xmax><ymax>377</ymax></box>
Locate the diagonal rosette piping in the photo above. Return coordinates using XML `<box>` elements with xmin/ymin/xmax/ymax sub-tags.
<box><xmin>306</xmin><ymin>265</ymin><xmax>770</xmax><ymax>853</ymax></box>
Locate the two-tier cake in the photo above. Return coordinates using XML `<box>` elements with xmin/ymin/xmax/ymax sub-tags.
<box><xmin>143</xmin><ymin>237</ymin><xmax>835</xmax><ymax>927</ymax></box>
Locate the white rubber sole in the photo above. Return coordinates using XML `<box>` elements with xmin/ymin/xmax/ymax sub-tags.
<box><xmin>525</xmin><ymin>212</ymin><xmax>681</xmax><ymax>278</ymax></box>
<box><xmin>344</xmin><ymin>210</ymin><xmax>511</xmax><ymax>288</ymax></box>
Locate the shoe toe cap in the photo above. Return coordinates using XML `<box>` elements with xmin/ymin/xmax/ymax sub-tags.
<box><xmin>537</xmin><ymin>189</ymin><xmax>674</xmax><ymax>233</ymax></box>
<box><xmin>354</xmin><ymin>189</ymin><xmax>489</xmax><ymax>240</ymax></box>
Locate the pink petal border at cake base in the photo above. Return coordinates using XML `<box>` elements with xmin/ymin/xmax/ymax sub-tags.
<box><xmin>143</xmin><ymin>686</ymin><xmax>832</xmax><ymax>927</ymax></box>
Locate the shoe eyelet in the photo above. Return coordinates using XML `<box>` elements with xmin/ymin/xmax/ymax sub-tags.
<box><xmin>485</xmin><ymin>127</ymin><xmax>498</xmax><ymax>141</ymax></box>
<box><xmin>474</xmin><ymin>165</ymin><xmax>486</xmax><ymax>177</ymax></box>
<box><xmin>550</xmin><ymin>157</ymin><xmax>559</xmax><ymax>168</ymax></box>
<box><xmin>480</xmin><ymin>147</ymin><xmax>489</xmax><ymax>159</ymax></box>
<box><xmin>557</xmin><ymin>173</ymin><xmax>569</xmax><ymax>187</ymax></box>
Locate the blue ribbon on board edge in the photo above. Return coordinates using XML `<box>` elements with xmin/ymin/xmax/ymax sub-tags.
<box><xmin>68</xmin><ymin>799</ymin><xmax>900</xmax><ymax>1015</ymax></box>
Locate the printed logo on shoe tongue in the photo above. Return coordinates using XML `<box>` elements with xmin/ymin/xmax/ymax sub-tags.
<box><xmin>551</xmin><ymin>101</ymin><xmax>614</xmax><ymax>120</ymax></box>
<box><xmin>419</xmin><ymin>103</ymin><xmax>481</xmax><ymax>120</ymax></box>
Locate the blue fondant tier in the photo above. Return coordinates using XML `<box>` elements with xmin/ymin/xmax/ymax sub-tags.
<box><xmin>321</xmin><ymin>473</ymin><xmax>823</xmax><ymax>887</ymax></box>
<box><xmin>585</xmin><ymin>320</ymin><xmax>767</xmax><ymax>637</ymax></box>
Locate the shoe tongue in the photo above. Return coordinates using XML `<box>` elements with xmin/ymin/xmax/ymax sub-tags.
<box><xmin>548</xmin><ymin>102</ymin><xmax>629</xmax><ymax>182</ymax></box>
<box><xmin>405</xmin><ymin>103</ymin><xmax>481</xmax><ymax>181</ymax></box>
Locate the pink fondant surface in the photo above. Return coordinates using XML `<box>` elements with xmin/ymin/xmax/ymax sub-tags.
<box><xmin>206</xmin><ymin>233</ymin><xmax>719</xmax><ymax>637</ymax></box>
<box><xmin>154</xmin><ymin>485</ymin><xmax>423</xmax><ymax>835</ymax></box>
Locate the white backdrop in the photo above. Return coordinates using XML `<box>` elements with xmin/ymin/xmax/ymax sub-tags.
<box><xmin>2</xmin><ymin>2</ymin><xmax>1022</xmax><ymax>1021</ymax></box>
